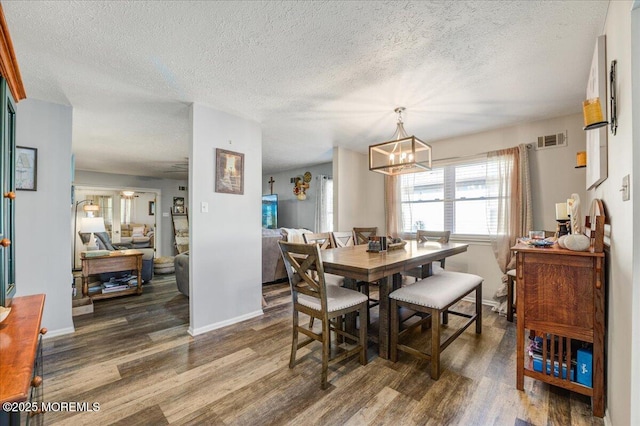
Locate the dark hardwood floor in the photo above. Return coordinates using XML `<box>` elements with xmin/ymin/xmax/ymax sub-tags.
<box><xmin>41</xmin><ymin>275</ymin><xmax>604</xmax><ymax>425</ymax></box>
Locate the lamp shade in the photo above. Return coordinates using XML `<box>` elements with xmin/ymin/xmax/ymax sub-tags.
<box><xmin>80</xmin><ymin>217</ymin><xmax>106</xmax><ymax>233</ymax></box>
<box><xmin>83</xmin><ymin>204</ymin><xmax>99</xmax><ymax>213</ymax></box>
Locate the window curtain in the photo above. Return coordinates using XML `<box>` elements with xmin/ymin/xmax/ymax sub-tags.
<box><xmin>486</xmin><ymin>144</ymin><xmax>532</xmax><ymax>315</ymax></box>
<box><xmin>385</xmin><ymin>175</ymin><xmax>402</xmax><ymax>238</ymax></box>
<box><xmin>314</xmin><ymin>175</ymin><xmax>332</xmax><ymax>232</ymax></box>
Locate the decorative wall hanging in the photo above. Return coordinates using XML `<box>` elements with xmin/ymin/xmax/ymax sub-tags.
<box><xmin>215</xmin><ymin>148</ymin><xmax>244</xmax><ymax>195</ymax></box>
<box><xmin>610</xmin><ymin>60</ymin><xmax>617</xmax><ymax>136</ymax></box>
<box><xmin>292</xmin><ymin>171</ymin><xmax>311</xmax><ymax>200</ymax></box>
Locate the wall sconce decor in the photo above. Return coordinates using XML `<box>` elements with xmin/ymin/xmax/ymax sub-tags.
<box><xmin>575</xmin><ymin>151</ymin><xmax>587</xmax><ymax>168</ymax></box>
<box><xmin>610</xmin><ymin>60</ymin><xmax>617</xmax><ymax>135</ymax></box>
<box><xmin>369</xmin><ymin>107</ymin><xmax>432</xmax><ymax>175</ymax></box>
<box><xmin>582</xmin><ymin>98</ymin><xmax>608</xmax><ymax>130</ymax></box>
<box><xmin>292</xmin><ymin>171</ymin><xmax>312</xmax><ymax>200</ymax></box>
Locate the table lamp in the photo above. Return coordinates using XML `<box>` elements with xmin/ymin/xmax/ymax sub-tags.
<box><xmin>80</xmin><ymin>217</ymin><xmax>106</xmax><ymax>251</ymax></box>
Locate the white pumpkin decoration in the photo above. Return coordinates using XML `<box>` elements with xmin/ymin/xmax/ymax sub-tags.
<box><xmin>557</xmin><ymin>235</ymin><xmax>568</xmax><ymax>249</ymax></box>
<box><xmin>564</xmin><ymin>234</ymin><xmax>590</xmax><ymax>251</ymax></box>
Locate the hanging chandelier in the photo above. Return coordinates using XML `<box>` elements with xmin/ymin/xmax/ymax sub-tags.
<box><xmin>369</xmin><ymin>107</ymin><xmax>432</xmax><ymax>175</ymax></box>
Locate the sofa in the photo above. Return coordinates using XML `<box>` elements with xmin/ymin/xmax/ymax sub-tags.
<box><xmin>262</xmin><ymin>228</ymin><xmax>312</xmax><ymax>283</ymax></box>
<box><xmin>80</xmin><ymin>231</ymin><xmax>154</xmax><ymax>283</ymax></box>
<box><xmin>174</xmin><ymin>252</ymin><xmax>189</xmax><ymax>296</ymax></box>
<box><xmin>120</xmin><ymin>223</ymin><xmax>155</xmax><ymax>248</ymax></box>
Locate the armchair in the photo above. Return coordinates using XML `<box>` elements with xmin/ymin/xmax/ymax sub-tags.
<box><xmin>79</xmin><ymin>232</ymin><xmax>154</xmax><ymax>283</ymax></box>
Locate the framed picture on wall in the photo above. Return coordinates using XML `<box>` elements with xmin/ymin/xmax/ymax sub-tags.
<box><xmin>215</xmin><ymin>148</ymin><xmax>244</xmax><ymax>195</ymax></box>
<box><xmin>148</xmin><ymin>201</ymin><xmax>155</xmax><ymax>216</ymax></box>
<box><xmin>16</xmin><ymin>146</ymin><xmax>37</xmax><ymax>191</ymax></box>
<box><xmin>585</xmin><ymin>35</ymin><xmax>608</xmax><ymax>190</ymax></box>
<box><xmin>173</xmin><ymin>197</ymin><xmax>185</xmax><ymax>214</ymax></box>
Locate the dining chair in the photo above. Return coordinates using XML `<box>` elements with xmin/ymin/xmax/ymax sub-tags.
<box><xmin>353</xmin><ymin>227</ymin><xmax>377</xmax><ymax>245</ymax></box>
<box><xmin>403</xmin><ymin>230</ymin><xmax>451</xmax><ymax>281</ymax></box>
<box><xmin>278</xmin><ymin>241</ymin><xmax>368</xmax><ymax>389</ymax></box>
<box><xmin>333</xmin><ymin>230</ymin><xmax>380</xmax><ymax>319</ymax></box>
<box><xmin>390</xmin><ymin>270</ymin><xmax>483</xmax><ymax>380</ymax></box>
<box><xmin>331</xmin><ymin>231</ymin><xmax>355</xmax><ymax>248</ymax></box>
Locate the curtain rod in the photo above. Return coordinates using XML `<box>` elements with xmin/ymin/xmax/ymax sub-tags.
<box><xmin>433</xmin><ymin>143</ymin><xmax>532</xmax><ymax>164</ymax></box>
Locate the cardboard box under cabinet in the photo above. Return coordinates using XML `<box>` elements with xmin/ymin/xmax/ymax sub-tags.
<box><xmin>577</xmin><ymin>347</ymin><xmax>593</xmax><ymax>387</ymax></box>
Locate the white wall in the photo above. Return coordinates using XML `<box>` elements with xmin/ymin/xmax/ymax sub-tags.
<box><xmin>15</xmin><ymin>98</ymin><xmax>74</xmax><ymax>336</ymax></box>
<box><xmin>262</xmin><ymin>162</ymin><xmax>332</xmax><ymax>230</ymax></box>
<box><xmin>74</xmin><ymin>170</ymin><xmax>188</xmax><ymax>257</ymax></box>
<box><xmin>334</xmin><ymin>147</ymin><xmax>386</xmax><ymax>233</ymax></box>
<box><xmin>631</xmin><ymin>5</ymin><xmax>640</xmax><ymax>424</ymax></box>
<box><xmin>189</xmin><ymin>103</ymin><xmax>262</xmax><ymax>335</ymax></box>
<box><xmin>432</xmin><ymin>113</ymin><xmax>587</xmax><ymax>232</ymax></box>
<box><xmin>588</xmin><ymin>2</ymin><xmax>635</xmax><ymax>424</ymax></box>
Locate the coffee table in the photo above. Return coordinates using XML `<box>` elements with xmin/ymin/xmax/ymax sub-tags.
<box><xmin>81</xmin><ymin>249</ymin><xmax>143</xmax><ymax>300</ymax></box>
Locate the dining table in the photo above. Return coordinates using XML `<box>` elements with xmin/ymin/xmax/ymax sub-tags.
<box><xmin>321</xmin><ymin>240</ymin><xmax>469</xmax><ymax>359</ymax></box>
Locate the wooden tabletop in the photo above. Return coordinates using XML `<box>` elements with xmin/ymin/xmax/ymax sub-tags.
<box><xmin>321</xmin><ymin>240</ymin><xmax>469</xmax><ymax>282</ymax></box>
<box><xmin>81</xmin><ymin>249</ymin><xmax>143</xmax><ymax>259</ymax></box>
<box><xmin>0</xmin><ymin>294</ymin><xmax>45</xmax><ymax>404</ymax></box>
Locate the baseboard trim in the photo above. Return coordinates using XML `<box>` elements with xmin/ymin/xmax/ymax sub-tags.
<box><xmin>462</xmin><ymin>295</ymin><xmax>499</xmax><ymax>308</ymax></box>
<box><xmin>188</xmin><ymin>309</ymin><xmax>264</xmax><ymax>336</ymax></box>
<box><xmin>42</xmin><ymin>326</ymin><xmax>75</xmax><ymax>339</ymax></box>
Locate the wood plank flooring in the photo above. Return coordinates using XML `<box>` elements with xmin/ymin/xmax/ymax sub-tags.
<box><xmin>40</xmin><ymin>275</ymin><xmax>605</xmax><ymax>425</ymax></box>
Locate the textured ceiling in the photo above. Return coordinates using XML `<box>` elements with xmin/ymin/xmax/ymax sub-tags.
<box><xmin>3</xmin><ymin>1</ymin><xmax>609</xmax><ymax>179</ymax></box>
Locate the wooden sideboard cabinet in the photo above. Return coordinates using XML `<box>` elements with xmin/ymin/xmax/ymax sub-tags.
<box><xmin>513</xmin><ymin>238</ymin><xmax>605</xmax><ymax>417</ymax></box>
<box><xmin>0</xmin><ymin>294</ymin><xmax>46</xmax><ymax>425</ymax></box>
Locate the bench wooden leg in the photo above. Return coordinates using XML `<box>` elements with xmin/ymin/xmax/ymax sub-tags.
<box><xmin>476</xmin><ymin>284</ymin><xmax>482</xmax><ymax>334</ymax></box>
<box><xmin>390</xmin><ymin>299</ymin><xmax>399</xmax><ymax>362</ymax></box>
<box><xmin>430</xmin><ymin>307</ymin><xmax>441</xmax><ymax>380</ymax></box>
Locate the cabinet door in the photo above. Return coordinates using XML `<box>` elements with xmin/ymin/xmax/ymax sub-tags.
<box><xmin>0</xmin><ymin>77</ymin><xmax>16</xmax><ymax>306</ymax></box>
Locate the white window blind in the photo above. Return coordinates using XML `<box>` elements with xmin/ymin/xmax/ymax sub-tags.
<box><xmin>400</xmin><ymin>157</ymin><xmax>497</xmax><ymax>236</ymax></box>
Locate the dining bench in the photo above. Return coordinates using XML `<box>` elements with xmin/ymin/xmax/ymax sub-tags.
<box><xmin>389</xmin><ymin>270</ymin><xmax>483</xmax><ymax>379</ymax></box>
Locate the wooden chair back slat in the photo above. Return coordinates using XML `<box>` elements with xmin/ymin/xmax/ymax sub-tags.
<box><xmin>353</xmin><ymin>227</ymin><xmax>377</xmax><ymax>245</ymax></box>
<box><xmin>416</xmin><ymin>230</ymin><xmax>451</xmax><ymax>244</ymax></box>
<box><xmin>331</xmin><ymin>231</ymin><xmax>355</xmax><ymax>248</ymax></box>
<box><xmin>279</xmin><ymin>241</ymin><xmax>327</xmax><ymax>309</ymax></box>
<box><xmin>303</xmin><ymin>232</ymin><xmax>335</xmax><ymax>250</ymax></box>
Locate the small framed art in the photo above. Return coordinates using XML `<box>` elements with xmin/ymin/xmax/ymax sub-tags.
<box><xmin>215</xmin><ymin>148</ymin><xmax>244</xmax><ymax>195</ymax></box>
<box><xmin>173</xmin><ymin>197</ymin><xmax>185</xmax><ymax>214</ymax></box>
<box><xmin>16</xmin><ymin>146</ymin><xmax>37</xmax><ymax>191</ymax></box>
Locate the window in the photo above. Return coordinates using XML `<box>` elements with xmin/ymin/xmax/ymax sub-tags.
<box><xmin>399</xmin><ymin>157</ymin><xmax>497</xmax><ymax>236</ymax></box>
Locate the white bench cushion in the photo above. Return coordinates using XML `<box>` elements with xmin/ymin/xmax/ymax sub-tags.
<box><xmin>390</xmin><ymin>270</ymin><xmax>483</xmax><ymax>309</ymax></box>
<box><xmin>299</xmin><ymin>285</ymin><xmax>368</xmax><ymax>313</ymax></box>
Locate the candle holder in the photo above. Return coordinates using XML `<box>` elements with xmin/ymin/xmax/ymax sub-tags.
<box><xmin>557</xmin><ymin>220</ymin><xmax>570</xmax><ymax>237</ymax></box>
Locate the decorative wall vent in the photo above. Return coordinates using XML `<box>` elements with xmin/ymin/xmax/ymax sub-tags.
<box><xmin>536</xmin><ymin>130</ymin><xmax>567</xmax><ymax>150</ymax></box>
